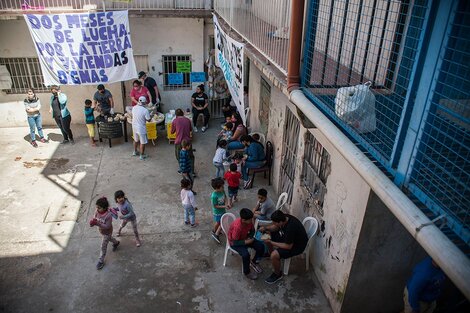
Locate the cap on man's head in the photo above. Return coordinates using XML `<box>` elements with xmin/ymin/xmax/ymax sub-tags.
<box><xmin>138</xmin><ymin>71</ymin><xmax>146</xmax><ymax>79</ymax></box>
<box><xmin>138</xmin><ymin>96</ymin><xmax>147</xmax><ymax>104</ymax></box>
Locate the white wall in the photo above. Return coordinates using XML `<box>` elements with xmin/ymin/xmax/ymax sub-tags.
<box><xmin>0</xmin><ymin>16</ymin><xmax>208</xmax><ymax>127</ymax></box>
<box><xmin>248</xmin><ymin>62</ymin><xmax>371</xmax><ymax>313</ymax></box>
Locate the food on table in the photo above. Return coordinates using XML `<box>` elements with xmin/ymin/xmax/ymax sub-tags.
<box><xmin>260</xmin><ymin>233</ymin><xmax>271</xmax><ymax>240</ymax></box>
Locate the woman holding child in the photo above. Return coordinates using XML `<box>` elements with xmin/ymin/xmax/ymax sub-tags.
<box><xmin>226</xmin><ymin>112</ymin><xmax>248</xmax><ymax>151</ymax></box>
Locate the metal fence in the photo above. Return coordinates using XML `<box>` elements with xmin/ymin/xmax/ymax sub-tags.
<box><xmin>0</xmin><ymin>0</ymin><xmax>210</xmax><ymax>12</ymax></box>
<box><xmin>407</xmin><ymin>0</ymin><xmax>470</xmax><ymax>246</ymax></box>
<box><xmin>214</xmin><ymin>0</ymin><xmax>291</xmax><ymax>74</ymax></box>
<box><xmin>302</xmin><ymin>0</ymin><xmax>470</xmax><ymax>249</ymax></box>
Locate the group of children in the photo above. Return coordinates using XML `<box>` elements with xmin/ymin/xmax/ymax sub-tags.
<box><xmin>90</xmin><ymin>190</ymin><xmax>141</xmax><ymax>270</ymax></box>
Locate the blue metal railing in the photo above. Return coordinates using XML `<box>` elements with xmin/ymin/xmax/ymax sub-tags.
<box><xmin>301</xmin><ymin>0</ymin><xmax>470</xmax><ymax>251</ymax></box>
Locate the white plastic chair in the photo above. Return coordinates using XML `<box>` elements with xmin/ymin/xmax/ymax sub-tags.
<box><xmin>253</xmin><ymin>218</ymin><xmax>272</xmax><ymax>231</ymax></box>
<box><xmin>282</xmin><ymin>216</ymin><xmax>319</xmax><ymax>275</ymax></box>
<box><xmin>276</xmin><ymin>192</ymin><xmax>288</xmax><ymax>211</ymax></box>
<box><xmin>220</xmin><ymin>212</ymin><xmax>243</xmax><ymax>272</ymax></box>
<box><xmin>249</xmin><ymin>132</ymin><xmax>266</xmax><ymax>146</ymax></box>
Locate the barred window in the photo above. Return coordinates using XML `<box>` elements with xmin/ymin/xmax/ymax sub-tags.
<box><xmin>0</xmin><ymin>58</ymin><xmax>48</xmax><ymax>94</ymax></box>
<box><xmin>162</xmin><ymin>55</ymin><xmax>192</xmax><ymax>90</ymax></box>
<box><xmin>302</xmin><ymin>132</ymin><xmax>331</xmax><ymax>214</ymax></box>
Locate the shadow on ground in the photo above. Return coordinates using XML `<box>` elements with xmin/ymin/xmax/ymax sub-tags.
<box><xmin>0</xmin><ymin>121</ymin><xmax>331</xmax><ymax>313</ymax></box>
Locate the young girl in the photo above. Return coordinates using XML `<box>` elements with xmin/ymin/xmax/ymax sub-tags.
<box><xmin>24</xmin><ymin>88</ymin><xmax>46</xmax><ymax>147</ymax></box>
<box><xmin>181</xmin><ymin>178</ymin><xmax>198</xmax><ymax>227</ymax></box>
<box><xmin>213</xmin><ymin>140</ymin><xmax>228</xmax><ymax>178</ymax></box>
<box><xmin>114</xmin><ymin>190</ymin><xmax>141</xmax><ymax>247</ymax></box>
<box><xmin>89</xmin><ymin>197</ymin><xmax>120</xmax><ymax>270</ymax></box>
<box><xmin>218</xmin><ymin>122</ymin><xmax>233</xmax><ymax>142</ymax></box>
<box><xmin>210</xmin><ymin>177</ymin><xmax>231</xmax><ymax>244</ymax></box>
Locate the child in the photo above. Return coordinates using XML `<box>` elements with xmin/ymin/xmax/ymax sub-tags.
<box><xmin>114</xmin><ymin>190</ymin><xmax>141</xmax><ymax>247</ymax></box>
<box><xmin>218</xmin><ymin>122</ymin><xmax>233</xmax><ymax>141</ymax></box>
<box><xmin>89</xmin><ymin>197</ymin><xmax>120</xmax><ymax>270</ymax></box>
<box><xmin>213</xmin><ymin>139</ymin><xmax>228</xmax><ymax>178</ymax></box>
<box><xmin>232</xmin><ymin>152</ymin><xmax>244</xmax><ymax>173</ymax></box>
<box><xmin>253</xmin><ymin>188</ymin><xmax>276</xmax><ymax>221</ymax></box>
<box><xmin>181</xmin><ymin>178</ymin><xmax>198</xmax><ymax>227</ymax></box>
<box><xmin>84</xmin><ymin>99</ymin><xmax>97</xmax><ymax>147</ymax></box>
<box><xmin>180</xmin><ymin>140</ymin><xmax>196</xmax><ymax>195</ymax></box>
<box><xmin>227</xmin><ymin>208</ymin><xmax>265</xmax><ymax>280</ymax></box>
<box><xmin>224</xmin><ymin>163</ymin><xmax>242</xmax><ymax>206</ymax></box>
<box><xmin>211</xmin><ymin>177</ymin><xmax>230</xmax><ymax>243</ymax></box>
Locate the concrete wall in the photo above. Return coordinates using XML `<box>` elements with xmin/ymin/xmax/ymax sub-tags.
<box><xmin>0</xmin><ymin>16</ymin><xmax>210</xmax><ymax>127</ymax></box>
<box><xmin>340</xmin><ymin>191</ymin><xmax>427</xmax><ymax>313</ymax></box>
<box><xmin>247</xmin><ymin>62</ymin><xmax>372</xmax><ymax>312</ymax></box>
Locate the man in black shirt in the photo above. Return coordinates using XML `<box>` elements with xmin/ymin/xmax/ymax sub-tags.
<box><xmin>191</xmin><ymin>84</ymin><xmax>210</xmax><ymax>132</ymax></box>
<box><xmin>260</xmin><ymin>210</ymin><xmax>308</xmax><ymax>284</ymax></box>
<box><xmin>93</xmin><ymin>84</ymin><xmax>114</xmax><ymax>115</ymax></box>
<box><xmin>138</xmin><ymin>71</ymin><xmax>161</xmax><ymax>113</ymax></box>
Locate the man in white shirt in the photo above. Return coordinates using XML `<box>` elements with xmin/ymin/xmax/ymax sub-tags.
<box><xmin>132</xmin><ymin>96</ymin><xmax>151</xmax><ymax>160</ymax></box>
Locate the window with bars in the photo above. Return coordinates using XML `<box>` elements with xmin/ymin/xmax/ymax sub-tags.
<box><xmin>0</xmin><ymin>58</ymin><xmax>48</xmax><ymax>94</ymax></box>
<box><xmin>302</xmin><ymin>132</ymin><xmax>331</xmax><ymax>214</ymax></box>
<box><xmin>279</xmin><ymin>108</ymin><xmax>301</xmax><ymax>205</ymax></box>
<box><xmin>162</xmin><ymin>55</ymin><xmax>192</xmax><ymax>90</ymax></box>
<box><xmin>259</xmin><ymin>77</ymin><xmax>271</xmax><ymax>134</ymax></box>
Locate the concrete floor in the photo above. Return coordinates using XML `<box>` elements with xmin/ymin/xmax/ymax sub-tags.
<box><xmin>0</xmin><ymin>122</ymin><xmax>331</xmax><ymax>313</ymax></box>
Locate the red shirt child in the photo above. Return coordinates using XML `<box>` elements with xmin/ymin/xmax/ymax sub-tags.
<box><xmin>224</xmin><ymin>163</ymin><xmax>242</xmax><ymax>205</ymax></box>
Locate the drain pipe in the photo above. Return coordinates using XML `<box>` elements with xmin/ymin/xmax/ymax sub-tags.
<box><xmin>290</xmin><ymin>90</ymin><xmax>470</xmax><ymax>298</ymax></box>
<box><xmin>287</xmin><ymin>0</ymin><xmax>305</xmax><ymax>92</ymax></box>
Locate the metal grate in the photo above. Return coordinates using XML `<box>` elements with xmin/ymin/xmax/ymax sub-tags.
<box><xmin>302</xmin><ymin>0</ymin><xmax>429</xmax><ymax>168</ymax></box>
<box><xmin>0</xmin><ymin>0</ymin><xmax>210</xmax><ymax>12</ymax></box>
<box><xmin>162</xmin><ymin>55</ymin><xmax>192</xmax><ymax>90</ymax></box>
<box><xmin>408</xmin><ymin>0</ymin><xmax>470</xmax><ymax>245</ymax></box>
<box><xmin>0</xmin><ymin>57</ymin><xmax>48</xmax><ymax>94</ymax></box>
<box><xmin>279</xmin><ymin>108</ymin><xmax>301</xmax><ymax>205</ymax></box>
<box><xmin>302</xmin><ymin>132</ymin><xmax>331</xmax><ymax>215</ymax></box>
<box><xmin>214</xmin><ymin>0</ymin><xmax>291</xmax><ymax>73</ymax></box>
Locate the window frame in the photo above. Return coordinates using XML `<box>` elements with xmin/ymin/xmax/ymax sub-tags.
<box><xmin>162</xmin><ymin>55</ymin><xmax>192</xmax><ymax>90</ymax></box>
<box><xmin>0</xmin><ymin>57</ymin><xmax>49</xmax><ymax>94</ymax></box>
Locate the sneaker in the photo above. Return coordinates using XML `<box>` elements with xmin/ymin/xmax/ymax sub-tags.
<box><xmin>112</xmin><ymin>241</ymin><xmax>120</xmax><ymax>252</ymax></box>
<box><xmin>265</xmin><ymin>272</ymin><xmax>283</xmax><ymax>284</ymax></box>
<box><xmin>211</xmin><ymin>231</ymin><xmax>221</xmax><ymax>244</ymax></box>
<box><xmin>250</xmin><ymin>261</ymin><xmax>263</xmax><ymax>274</ymax></box>
<box><xmin>246</xmin><ymin>271</ymin><xmax>258</xmax><ymax>280</ymax></box>
<box><xmin>70</xmin><ymin>140</ymin><xmax>75</xmax><ymax>145</ymax></box>
<box><xmin>243</xmin><ymin>179</ymin><xmax>252</xmax><ymax>189</ymax></box>
<box><xmin>96</xmin><ymin>261</ymin><xmax>105</xmax><ymax>270</ymax></box>
<box><xmin>31</xmin><ymin>141</ymin><xmax>38</xmax><ymax>148</ymax></box>
<box><xmin>136</xmin><ymin>239</ymin><xmax>141</xmax><ymax>247</ymax></box>
<box><xmin>184</xmin><ymin>221</ymin><xmax>190</xmax><ymax>225</ymax></box>
<box><xmin>61</xmin><ymin>140</ymin><xmax>69</xmax><ymax>144</ymax></box>
<box><xmin>39</xmin><ymin>137</ymin><xmax>47</xmax><ymax>143</ymax></box>
<box><xmin>190</xmin><ymin>223</ymin><xmax>198</xmax><ymax>228</ymax></box>
<box><xmin>201</xmin><ymin>126</ymin><xmax>206</xmax><ymax>132</ymax></box>
<box><xmin>193</xmin><ymin>127</ymin><xmax>198</xmax><ymax>133</ymax></box>
<box><xmin>132</xmin><ymin>151</ymin><xmax>139</xmax><ymax>156</ymax></box>
<box><xmin>139</xmin><ymin>154</ymin><xmax>148</xmax><ymax>160</ymax></box>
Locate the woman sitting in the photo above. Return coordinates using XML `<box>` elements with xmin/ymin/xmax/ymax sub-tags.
<box><xmin>240</xmin><ymin>135</ymin><xmax>266</xmax><ymax>189</ymax></box>
<box><xmin>226</xmin><ymin>113</ymin><xmax>248</xmax><ymax>151</ymax></box>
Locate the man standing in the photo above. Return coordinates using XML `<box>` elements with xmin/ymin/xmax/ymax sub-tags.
<box><xmin>132</xmin><ymin>96</ymin><xmax>151</xmax><ymax>160</ymax></box>
<box><xmin>93</xmin><ymin>84</ymin><xmax>114</xmax><ymax>115</ymax></box>
<box><xmin>260</xmin><ymin>210</ymin><xmax>308</xmax><ymax>284</ymax></box>
<box><xmin>171</xmin><ymin>109</ymin><xmax>195</xmax><ymax>175</ymax></box>
<box><xmin>139</xmin><ymin>71</ymin><xmax>161</xmax><ymax>112</ymax></box>
<box><xmin>404</xmin><ymin>257</ymin><xmax>446</xmax><ymax>313</ymax></box>
<box><xmin>191</xmin><ymin>84</ymin><xmax>210</xmax><ymax>133</ymax></box>
<box><xmin>49</xmin><ymin>85</ymin><xmax>74</xmax><ymax>144</ymax></box>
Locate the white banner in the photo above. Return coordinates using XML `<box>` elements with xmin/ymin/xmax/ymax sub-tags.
<box><xmin>213</xmin><ymin>14</ymin><xmax>245</xmax><ymax>123</ymax></box>
<box><xmin>24</xmin><ymin>11</ymin><xmax>137</xmax><ymax>86</ymax></box>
